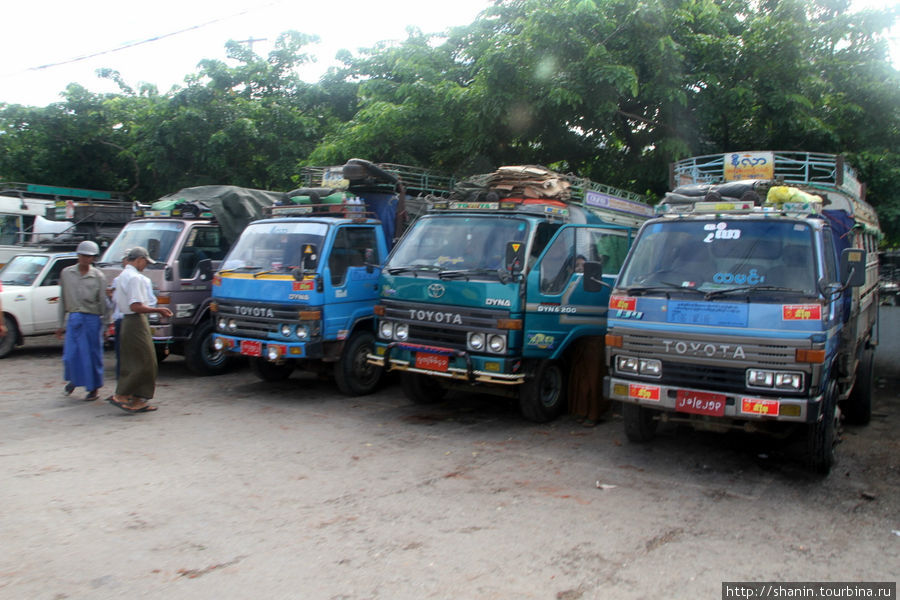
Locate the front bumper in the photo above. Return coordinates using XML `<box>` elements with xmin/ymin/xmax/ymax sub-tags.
<box><xmin>605</xmin><ymin>376</ymin><xmax>822</xmax><ymax>423</ymax></box>
<box><xmin>214</xmin><ymin>334</ymin><xmax>323</xmax><ymax>361</ymax></box>
<box><xmin>368</xmin><ymin>342</ymin><xmax>524</xmax><ymax>385</ymax></box>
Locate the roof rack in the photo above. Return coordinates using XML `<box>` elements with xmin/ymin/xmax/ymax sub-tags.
<box><xmin>0</xmin><ymin>182</ymin><xmax>126</xmax><ymax>203</ymax></box>
<box><xmin>300</xmin><ymin>162</ymin><xmax>456</xmax><ymax>197</ymax></box>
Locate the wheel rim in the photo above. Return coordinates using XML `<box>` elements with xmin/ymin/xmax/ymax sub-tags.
<box><xmin>539</xmin><ymin>366</ymin><xmax>562</xmax><ymax>408</ymax></box>
<box><xmin>353</xmin><ymin>345</ymin><xmax>378</xmax><ymax>386</ymax></box>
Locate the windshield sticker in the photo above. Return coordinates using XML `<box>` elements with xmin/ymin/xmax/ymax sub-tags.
<box><xmin>609</xmin><ymin>296</ymin><xmax>636</xmax><ymax>311</ymax></box>
<box><xmin>628</xmin><ymin>384</ymin><xmax>660</xmax><ymax>402</ymax></box>
<box><xmin>713</xmin><ymin>269</ymin><xmax>765</xmax><ymax>285</ymax></box>
<box><xmin>703</xmin><ymin>222</ymin><xmax>741</xmax><ymax>243</ymax></box>
<box><xmin>667</xmin><ymin>300</ymin><xmax>749</xmax><ymax>327</ymax></box>
<box><xmin>293</xmin><ymin>281</ymin><xmax>314</xmax><ymax>291</ymax></box>
<box><xmin>527</xmin><ymin>333</ymin><xmax>556</xmax><ymax>350</ymax></box>
<box><xmin>782</xmin><ymin>304</ymin><xmax>821</xmax><ymax>320</ymax></box>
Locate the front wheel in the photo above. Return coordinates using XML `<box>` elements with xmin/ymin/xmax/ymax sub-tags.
<box><xmin>518</xmin><ymin>360</ymin><xmax>567</xmax><ymax>423</ymax></box>
<box><xmin>842</xmin><ymin>346</ymin><xmax>874</xmax><ymax>425</ymax></box>
<box><xmin>184</xmin><ymin>319</ymin><xmax>229</xmax><ymax>376</ymax></box>
<box><xmin>807</xmin><ymin>380</ymin><xmax>840</xmax><ymax>475</ymax></box>
<box><xmin>0</xmin><ymin>318</ymin><xmax>19</xmax><ymax>358</ymax></box>
<box><xmin>334</xmin><ymin>331</ymin><xmax>382</xmax><ymax>396</ymax></box>
<box><xmin>250</xmin><ymin>357</ymin><xmax>294</xmax><ymax>382</ymax></box>
<box><xmin>400</xmin><ymin>372</ymin><xmax>446</xmax><ymax>405</ymax></box>
<box><xmin>623</xmin><ymin>403</ymin><xmax>659</xmax><ymax>442</ymax></box>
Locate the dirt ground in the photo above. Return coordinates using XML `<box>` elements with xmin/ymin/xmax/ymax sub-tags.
<box><xmin>1</xmin><ymin>309</ymin><xmax>898</xmax><ymax>600</ymax></box>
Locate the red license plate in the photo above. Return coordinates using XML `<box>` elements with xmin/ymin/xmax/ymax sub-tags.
<box><xmin>240</xmin><ymin>340</ymin><xmax>262</xmax><ymax>357</ymax></box>
<box><xmin>415</xmin><ymin>352</ymin><xmax>449</xmax><ymax>372</ymax></box>
<box><xmin>675</xmin><ymin>390</ymin><xmax>726</xmax><ymax>417</ymax></box>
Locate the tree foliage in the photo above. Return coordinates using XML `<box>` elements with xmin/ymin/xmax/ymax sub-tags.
<box><xmin>1</xmin><ymin>0</ymin><xmax>898</xmax><ymax>241</ymax></box>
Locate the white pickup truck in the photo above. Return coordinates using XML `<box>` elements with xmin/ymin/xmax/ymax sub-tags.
<box><xmin>0</xmin><ymin>252</ymin><xmax>78</xmax><ymax>358</ymax></box>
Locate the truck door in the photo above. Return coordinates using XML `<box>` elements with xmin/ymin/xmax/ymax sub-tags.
<box><xmin>33</xmin><ymin>257</ymin><xmax>77</xmax><ymax>332</ymax></box>
<box><xmin>323</xmin><ymin>226</ymin><xmax>381</xmax><ymax>339</ymax></box>
<box><xmin>174</xmin><ymin>225</ymin><xmax>228</xmax><ymax>319</ymax></box>
<box><xmin>523</xmin><ymin>224</ymin><xmax>627</xmax><ymax>359</ymax></box>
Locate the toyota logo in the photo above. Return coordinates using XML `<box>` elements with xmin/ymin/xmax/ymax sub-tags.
<box><xmin>427</xmin><ymin>283</ymin><xmax>445</xmax><ymax>298</ymax></box>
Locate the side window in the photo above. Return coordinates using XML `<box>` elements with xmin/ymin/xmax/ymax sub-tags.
<box><xmin>0</xmin><ymin>215</ymin><xmax>21</xmax><ymax>245</ymax></box>
<box><xmin>40</xmin><ymin>258</ymin><xmax>77</xmax><ymax>286</ymax></box>
<box><xmin>178</xmin><ymin>226</ymin><xmax>227</xmax><ymax>279</ymax></box>
<box><xmin>823</xmin><ymin>228</ymin><xmax>838</xmax><ymax>283</ymax></box>
<box><xmin>540</xmin><ymin>228</ymin><xmax>576</xmax><ymax>294</ymax></box>
<box><xmin>586</xmin><ymin>230</ymin><xmax>629</xmax><ymax>274</ymax></box>
<box><xmin>329</xmin><ymin>227</ymin><xmax>379</xmax><ymax>286</ymax></box>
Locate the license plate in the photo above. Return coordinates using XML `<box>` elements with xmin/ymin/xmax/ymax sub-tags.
<box><xmin>240</xmin><ymin>340</ymin><xmax>262</xmax><ymax>357</ymax></box>
<box><xmin>675</xmin><ymin>390</ymin><xmax>726</xmax><ymax>417</ymax></box>
<box><xmin>415</xmin><ymin>352</ymin><xmax>449</xmax><ymax>372</ymax></box>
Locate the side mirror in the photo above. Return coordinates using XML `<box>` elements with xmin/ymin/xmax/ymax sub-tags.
<box><xmin>840</xmin><ymin>248</ymin><xmax>866</xmax><ymax>288</ymax></box>
<box><xmin>505</xmin><ymin>241</ymin><xmax>525</xmax><ymax>274</ymax></box>
<box><xmin>197</xmin><ymin>258</ymin><xmax>213</xmax><ymax>281</ymax></box>
<box><xmin>582</xmin><ymin>261</ymin><xmax>607</xmax><ymax>292</ymax></box>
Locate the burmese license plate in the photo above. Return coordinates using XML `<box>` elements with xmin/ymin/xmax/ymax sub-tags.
<box><xmin>415</xmin><ymin>352</ymin><xmax>449</xmax><ymax>372</ymax></box>
<box><xmin>240</xmin><ymin>340</ymin><xmax>262</xmax><ymax>357</ymax></box>
<box><xmin>675</xmin><ymin>389</ymin><xmax>726</xmax><ymax>417</ymax></box>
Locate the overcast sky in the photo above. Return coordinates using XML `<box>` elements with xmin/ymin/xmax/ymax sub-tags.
<box><xmin>0</xmin><ymin>0</ymin><xmax>494</xmax><ymax>107</ymax></box>
<box><xmin>0</xmin><ymin>0</ymin><xmax>896</xmax><ymax>108</ymax></box>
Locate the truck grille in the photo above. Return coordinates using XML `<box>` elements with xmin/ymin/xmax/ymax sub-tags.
<box><xmin>381</xmin><ymin>300</ymin><xmax>509</xmax><ymax>351</ymax></box>
<box><xmin>215</xmin><ymin>299</ymin><xmax>306</xmax><ymax>338</ymax></box>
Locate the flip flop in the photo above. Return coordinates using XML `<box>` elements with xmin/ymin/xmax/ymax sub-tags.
<box><xmin>134</xmin><ymin>405</ymin><xmax>158</xmax><ymax>412</ymax></box>
<box><xmin>109</xmin><ymin>397</ymin><xmax>140</xmax><ymax>414</ymax></box>
<box><xmin>84</xmin><ymin>390</ymin><xmax>100</xmax><ymax>401</ymax></box>
<box><xmin>64</xmin><ymin>382</ymin><xmax>76</xmax><ymax>396</ymax></box>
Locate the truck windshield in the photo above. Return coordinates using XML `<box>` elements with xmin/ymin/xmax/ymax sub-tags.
<box><xmin>387</xmin><ymin>216</ymin><xmax>528</xmax><ymax>277</ymax></box>
<box><xmin>99</xmin><ymin>221</ymin><xmax>184</xmax><ymax>265</ymax></box>
<box><xmin>618</xmin><ymin>220</ymin><xmax>817</xmax><ymax>296</ymax></box>
<box><xmin>1</xmin><ymin>255</ymin><xmax>49</xmax><ymax>286</ymax></box>
<box><xmin>221</xmin><ymin>221</ymin><xmax>328</xmax><ymax>271</ymax></box>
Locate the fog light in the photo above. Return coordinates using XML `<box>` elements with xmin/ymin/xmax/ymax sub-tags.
<box><xmin>468</xmin><ymin>332</ymin><xmax>485</xmax><ymax>351</ymax></box>
<box><xmin>213</xmin><ymin>337</ymin><xmax>225</xmax><ymax>351</ymax></box>
<box><xmin>488</xmin><ymin>334</ymin><xmax>506</xmax><ymax>353</ymax></box>
<box><xmin>267</xmin><ymin>346</ymin><xmax>281</xmax><ymax>361</ymax></box>
<box><xmin>379</xmin><ymin>321</ymin><xmax>394</xmax><ymax>340</ymax></box>
<box><xmin>280</xmin><ymin>324</ymin><xmax>292</xmax><ymax>337</ymax></box>
<box><xmin>616</xmin><ymin>355</ymin><xmax>639</xmax><ymax>374</ymax></box>
<box><xmin>395</xmin><ymin>323</ymin><xmax>409</xmax><ymax>341</ymax></box>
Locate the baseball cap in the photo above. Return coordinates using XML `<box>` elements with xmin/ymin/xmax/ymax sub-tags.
<box><xmin>125</xmin><ymin>246</ymin><xmax>156</xmax><ymax>264</ymax></box>
<box><xmin>76</xmin><ymin>240</ymin><xmax>100</xmax><ymax>256</ymax></box>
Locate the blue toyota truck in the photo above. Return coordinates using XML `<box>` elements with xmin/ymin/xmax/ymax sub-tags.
<box><xmin>211</xmin><ymin>160</ymin><xmax>453</xmax><ymax>395</ymax></box>
<box><xmin>604</xmin><ymin>151</ymin><xmax>880</xmax><ymax>473</ymax></box>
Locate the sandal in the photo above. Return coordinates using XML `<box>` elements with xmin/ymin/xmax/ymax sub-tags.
<box><xmin>64</xmin><ymin>382</ymin><xmax>76</xmax><ymax>396</ymax></box>
<box><xmin>108</xmin><ymin>396</ymin><xmax>140</xmax><ymax>414</ymax></box>
<box><xmin>84</xmin><ymin>390</ymin><xmax>100</xmax><ymax>401</ymax></box>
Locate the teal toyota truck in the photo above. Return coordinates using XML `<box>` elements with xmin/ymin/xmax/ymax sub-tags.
<box><xmin>369</xmin><ymin>165</ymin><xmax>652</xmax><ymax>421</ymax></box>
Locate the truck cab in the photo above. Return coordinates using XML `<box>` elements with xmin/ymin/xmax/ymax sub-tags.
<box><xmin>0</xmin><ymin>252</ymin><xmax>78</xmax><ymax>357</ymax></box>
<box><xmin>370</xmin><ymin>166</ymin><xmax>652</xmax><ymax>422</ymax></box>
<box><xmin>604</xmin><ymin>151</ymin><xmax>880</xmax><ymax>473</ymax></box>
<box><xmin>97</xmin><ymin>186</ymin><xmax>280</xmax><ymax>373</ymax></box>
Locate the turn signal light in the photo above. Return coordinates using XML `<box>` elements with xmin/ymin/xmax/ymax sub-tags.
<box><xmin>374</xmin><ymin>304</ymin><xmax>385</xmax><ymax>316</ymax></box>
<box><xmin>298</xmin><ymin>310</ymin><xmax>322</xmax><ymax>321</ymax></box>
<box><xmin>209</xmin><ymin>302</ymin><xmax>218</xmax><ymax>313</ymax></box>
<box><xmin>156</xmin><ymin>294</ymin><xmax>171</xmax><ymax>305</ymax></box>
<box><xmin>795</xmin><ymin>349</ymin><xmax>826</xmax><ymax>364</ymax></box>
<box><xmin>496</xmin><ymin>319</ymin><xmax>522</xmax><ymax>330</ymax></box>
<box><xmin>606</xmin><ymin>334</ymin><xmax>623</xmax><ymax>348</ymax></box>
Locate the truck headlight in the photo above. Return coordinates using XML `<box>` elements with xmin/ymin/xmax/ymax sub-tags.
<box><xmin>227</xmin><ymin>319</ymin><xmax>237</xmax><ymax>332</ymax></box>
<box><xmin>395</xmin><ymin>323</ymin><xmax>409</xmax><ymax>341</ymax></box>
<box><xmin>217</xmin><ymin>318</ymin><xmax>227</xmax><ymax>331</ymax></box>
<box><xmin>615</xmin><ymin>355</ymin><xmax>639</xmax><ymax>374</ymax></box>
<box><xmin>468</xmin><ymin>332</ymin><xmax>485</xmax><ymax>351</ymax></box>
<box><xmin>488</xmin><ymin>334</ymin><xmax>506</xmax><ymax>353</ymax></box>
<box><xmin>379</xmin><ymin>321</ymin><xmax>394</xmax><ymax>340</ymax></box>
<box><xmin>639</xmin><ymin>358</ymin><xmax>661</xmax><ymax>377</ymax></box>
<box><xmin>267</xmin><ymin>345</ymin><xmax>282</xmax><ymax>361</ymax></box>
<box><xmin>296</xmin><ymin>324</ymin><xmax>310</xmax><ymax>340</ymax></box>
<box><xmin>747</xmin><ymin>369</ymin><xmax>803</xmax><ymax>390</ymax></box>
<box><xmin>280</xmin><ymin>324</ymin><xmax>292</xmax><ymax>337</ymax></box>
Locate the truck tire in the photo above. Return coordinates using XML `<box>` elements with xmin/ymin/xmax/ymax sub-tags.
<box><xmin>334</xmin><ymin>331</ymin><xmax>382</xmax><ymax>396</ymax></box>
<box><xmin>518</xmin><ymin>359</ymin><xmax>567</xmax><ymax>423</ymax></box>
<box><xmin>250</xmin><ymin>357</ymin><xmax>294</xmax><ymax>382</ymax></box>
<box><xmin>155</xmin><ymin>344</ymin><xmax>169</xmax><ymax>365</ymax></box>
<box><xmin>842</xmin><ymin>346</ymin><xmax>874</xmax><ymax>425</ymax></box>
<box><xmin>184</xmin><ymin>319</ymin><xmax>229</xmax><ymax>376</ymax></box>
<box><xmin>623</xmin><ymin>403</ymin><xmax>659</xmax><ymax>442</ymax></box>
<box><xmin>0</xmin><ymin>319</ymin><xmax>19</xmax><ymax>358</ymax></box>
<box><xmin>807</xmin><ymin>380</ymin><xmax>840</xmax><ymax>475</ymax></box>
<box><xmin>400</xmin><ymin>373</ymin><xmax>446</xmax><ymax>404</ymax></box>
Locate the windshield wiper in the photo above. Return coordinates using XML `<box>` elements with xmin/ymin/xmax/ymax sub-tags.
<box><xmin>218</xmin><ymin>265</ymin><xmax>262</xmax><ymax>275</ymax></box>
<box><xmin>439</xmin><ymin>268</ymin><xmax>510</xmax><ymax>283</ymax></box>
<box><xmin>386</xmin><ymin>265</ymin><xmax>442</xmax><ymax>276</ymax></box>
<box><xmin>623</xmin><ymin>283</ymin><xmax>705</xmax><ymax>296</ymax></box>
<box><xmin>704</xmin><ymin>285</ymin><xmax>801</xmax><ymax>299</ymax></box>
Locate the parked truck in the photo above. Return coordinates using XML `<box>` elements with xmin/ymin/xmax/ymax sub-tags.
<box><xmin>368</xmin><ymin>165</ymin><xmax>653</xmax><ymax>422</ymax></box>
<box><xmin>604</xmin><ymin>151</ymin><xmax>880</xmax><ymax>473</ymax></box>
<box><xmin>210</xmin><ymin>160</ymin><xmax>455</xmax><ymax>395</ymax></box>
<box><xmin>96</xmin><ymin>186</ymin><xmax>282</xmax><ymax>374</ymax></box>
